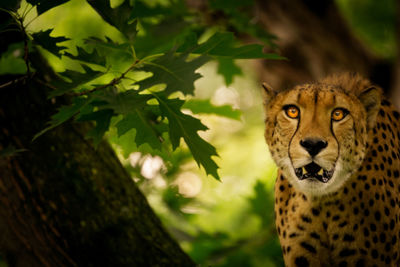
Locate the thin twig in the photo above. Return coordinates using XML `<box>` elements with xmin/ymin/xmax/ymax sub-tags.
<box><xmin>35</xmin><ymin>77</ymin><xmax>58</xmax><ymax>90</ymax></box>
<box><xmin>0</xmin><ymin>74</ymin><xmax>32</xmax><ymax>90</ymax></box>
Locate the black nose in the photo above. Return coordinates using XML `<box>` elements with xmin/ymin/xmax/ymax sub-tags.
<box><xmin>300</xmin><ymin>138</ymin><xmax>328</xmax><ymax>157</ymax></box>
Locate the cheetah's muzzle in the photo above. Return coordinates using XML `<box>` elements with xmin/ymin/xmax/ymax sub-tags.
<box><xmin>295</xmin><ymin>162</ymin><xmax>334</xmax><ymax>183</ymax></box>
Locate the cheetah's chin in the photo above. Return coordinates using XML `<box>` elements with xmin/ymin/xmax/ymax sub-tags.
<box><xmin>294</xmin><ymin>162</ymin><xmax>335</xmax><ymax>183</ymax></box>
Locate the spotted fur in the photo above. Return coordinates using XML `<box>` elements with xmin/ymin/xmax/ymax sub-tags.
<box><xmin>263</xmin><ymin>73</ymin><xmax>400</xmax><ymax>266</ymax></box>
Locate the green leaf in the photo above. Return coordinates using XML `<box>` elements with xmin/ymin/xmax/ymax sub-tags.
<box><xmin>134</xmin><ymin>17</ymin><xmax>191</xmax><ymax>57</ymax></box>
<box><xmin>26</xmin><ymin>0</ymin><xmax>69</xmax><ymax>14</ymax></box>
<box><xmin>33</xmin><ymin>97</ymin><xmax>88</xmax><ymax>141</ymax></box>
<box><xmin>179</xmin><ymin>32</ymin><xmax>284</xmax><ymax>59</ymax></box>
<box><xmin>48</xmin><ymin>65</ymin><xmax>105</xmax><ymax>97</ymax></box>
<box><xmin>85</xmin><ymin>37</ymin><xmax>132</xmax><ymax>54</ymax></box>
<box><xmin>84</xmin><ymin>37</ymin><xmax>134</xmax><ymax>64</ymax></box>
<box><xmin>91</xmin><ymin>90</ymin><xmax>163</xmax><ymax>149</ymax></box>
<box><xmin>63</xmin><ymin>46</ymin><xmax>106</xmax><ymax>66</ymax></box>
<box><xmin>115</xmin><ymin>112</ymin><xmax>162</xmax><ymax>150</ymax></box>
<box><xmin>87</xmin><ymin>0</ymin><xmax>137</xmax><ymax>42</ymax></box>
<box><xmin>183</xmin><ymin>99</ymin><xmax>241</xmax><ymax>120</ymax></box>
<box><xmin>93</xmin><ymin>90</ymin><xmax>152</xmax><ymax>115</ymax></box>
<box><xmin>174</xmin><ymin>31</ymin><xmax>198</xmax><ymax>53</ymax></box>
<box><xmin>216</xmin><ymin>57</ymin><xmax>242</xmax><ymax>85</ymax></box>
<box><xmin>108</xmin><ymin>127</ymin><xmax>137</xmax><ymax>158</ymax></box>
<box><xmin>138</xmin><ymin>50</ymin><xmax>209</xmax><ymax>96</ymax></box>
<box><xmin>78</xmin><ymin>109</ymin><xmax>114</xmax><ymax>147</ymax></box>
<box><xmin>31</xmin><ymin>29</ymin><xmax>69</xmax><ymax>57</ymax></box>
<box><xmin>156</xmin><ymin>96</ymin><xmax>219</xmax><ymax>179</ymax></box>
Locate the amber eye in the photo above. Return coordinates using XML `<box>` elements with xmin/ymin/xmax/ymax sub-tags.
<box><xmin>332</xmin><ymin>108</ymin><xmax>348</xmax><ymax>121</ymax></box>
<box><xmin>284</xmin><ymin>105</ymin><xmax>300</xmax><ymax>119</ymax></box>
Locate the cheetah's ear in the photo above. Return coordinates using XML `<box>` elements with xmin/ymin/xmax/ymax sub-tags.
<box><xmin>358</xmin><ymin>86</ymin><xmax>381</xmax><ymax>130</ymax></box>
<box><xmin>262</xmin><ymin>82</ymin><xmax>277</xmax><ymax>105</ymax></box>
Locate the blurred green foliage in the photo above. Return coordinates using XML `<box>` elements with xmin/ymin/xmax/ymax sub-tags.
<box><xmin>336</xmin><ymin>0</ymin><xmax>396</xmax><ymax>58</ymax></box>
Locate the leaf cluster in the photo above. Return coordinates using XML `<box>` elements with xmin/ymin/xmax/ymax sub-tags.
<box><xmin>1</xmin><ymin>0</ymin><xmax>281</xmax><ymax>180</ymax></box>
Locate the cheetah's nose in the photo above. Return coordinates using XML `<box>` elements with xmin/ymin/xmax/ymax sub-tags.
<box><xmin>300</xmin><ymin>137</ymin><xmax>328</xmax><ymax>157</ymax></box>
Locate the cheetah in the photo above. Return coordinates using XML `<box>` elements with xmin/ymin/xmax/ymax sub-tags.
<box><xmin>262</xmin><ymin>73</ymin><xmax>400</xmax><ymax>266</ymax></box>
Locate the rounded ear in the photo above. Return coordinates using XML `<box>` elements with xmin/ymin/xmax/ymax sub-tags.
<box><xmin>358</xmin><ymin>86</ymin><xmax>381</xmax><ymax>130</ymax></box>
<box><xmin>262</xmin><ymin>82</ymin><xmax>277</xmax><ymax>105</ymax></box>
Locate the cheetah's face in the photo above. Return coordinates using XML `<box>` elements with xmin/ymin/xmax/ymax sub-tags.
<box><xmin>263</xmin><ymin>82</ymin><xmax>380</xmax><ymax>196</ymax></box>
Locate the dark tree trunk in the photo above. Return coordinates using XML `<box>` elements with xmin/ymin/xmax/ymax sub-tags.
<box><xmin>0</xmin><ymin>11</ymin><xmax>193</xmax><ymax>267</ymax></box>
<box><xmin>0</xmin><ymin>75</ymin><xmax>194</xmax><ymax>267</ymax></box>
<box><xmin>253</xmin><ymin>0</ymin><xmax>395</xmax><ymax>96</ymax></box>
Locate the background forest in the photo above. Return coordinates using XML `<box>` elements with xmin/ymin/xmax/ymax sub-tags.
<box><xmin>0</xmin><ymin>0</ymin><xmax>398</xmax><ymax>266</ymax></box>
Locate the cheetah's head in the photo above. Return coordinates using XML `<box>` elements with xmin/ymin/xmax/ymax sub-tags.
<box><xmin>263</xmin><ymin>74</ymin><xmax>381</xmax><ymax>196</ymax></box>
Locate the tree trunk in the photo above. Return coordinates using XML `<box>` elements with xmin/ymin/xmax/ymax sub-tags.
<box><xmin>0</xmin><ymin>75</ymin><xmax>194</xmax><ymax>266</ymax></box>
<box><xmin>0</xmin><ymin>9</ymin><xmax>193</xmax><ymax>265</ymax></box>
<box><xmin>253</xmin><ymin>0</ymin><xmax>394</xmax><ymax>95</ymax></box>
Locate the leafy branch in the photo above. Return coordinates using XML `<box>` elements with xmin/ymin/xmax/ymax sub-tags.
<box><xmin>1</xmin><ymin>0</ymin><xmax>282</xmax><ymax>180</ymax></box>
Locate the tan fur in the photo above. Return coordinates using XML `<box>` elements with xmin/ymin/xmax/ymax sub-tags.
<box><xmin>263</xmin><ymin>73</ymin><xmax>400</xmax><ymax>266</ymax></box>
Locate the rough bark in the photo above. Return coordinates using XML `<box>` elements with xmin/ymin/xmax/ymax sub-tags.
<box><xmin>0</xmin><ymin>10</ymin><xmax>194</xmax><ymax>267</ymax></box>
<box><xmin>0</xmin><ymin>75</ymin><xmax>194</xmax><ymax>266</ymax></box>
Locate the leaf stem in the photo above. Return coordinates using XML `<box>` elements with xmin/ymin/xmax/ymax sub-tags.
<box><xmin>71</xmin><ymin>59</ymin><xmax>140</xmax><ymax>96</ymax></box>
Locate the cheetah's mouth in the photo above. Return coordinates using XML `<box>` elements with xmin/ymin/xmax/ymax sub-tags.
<box><xmin>295</xmin><ymin>162</ymin><xmax>334</xmax><ymax>183</ymax></box>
